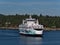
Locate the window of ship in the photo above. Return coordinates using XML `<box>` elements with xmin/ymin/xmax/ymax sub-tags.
<box><xmin>34</xmin><ymin>29</ymin><xmax>43</xmax><ymax>31</ymax></box>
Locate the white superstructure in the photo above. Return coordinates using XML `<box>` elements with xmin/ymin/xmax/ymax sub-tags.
<box><xmin>19</xmin><ymin>15</ymin><xmax>44</xmax><ymax>36</ymax></box>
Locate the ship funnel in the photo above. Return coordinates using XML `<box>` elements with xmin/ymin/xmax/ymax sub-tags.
<box><xmin>37</xmin><ymin>19</ymin><xmax>39</xmax><ymax>24</ymax></box>
<box><xmin>23</xmin><ymin>20</ymin><xmax>24</xmax><ymax>24</ymax></box>
<box><xmin>29</xmin><ymin>15</ymin><xmax>32</xmax><ymax>19</ymax></box>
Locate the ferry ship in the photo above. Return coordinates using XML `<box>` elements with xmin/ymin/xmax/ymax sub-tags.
<box><xmin>19</xmin><ymin>15</ymin><xmax>44</xmax><ymax>36</ymax></box>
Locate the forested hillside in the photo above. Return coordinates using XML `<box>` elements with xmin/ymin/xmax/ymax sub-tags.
<box><xmin>0</xmin><ymin>14</ymin><xmax>60</xmax><ymax>28</ymax></box>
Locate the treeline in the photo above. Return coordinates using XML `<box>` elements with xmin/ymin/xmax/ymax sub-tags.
<box><xmin>0</xmin><ymin>14</ymin><xmax>60</xmax><ymax>28</ymax></box>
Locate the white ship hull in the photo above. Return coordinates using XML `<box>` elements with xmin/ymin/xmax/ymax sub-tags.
<box><xmin>19</xmin><ymin>29</ymin><xmax>43</xmax><ymax>36</ymax></box>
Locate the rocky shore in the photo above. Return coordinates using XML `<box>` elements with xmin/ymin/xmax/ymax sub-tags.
<box><xmin>0</xmin><ymin>27</ymin><xmax>19</xmax><ymax>30</ymax></box>
<box><xmin>0</xmin><ymin>27</ymin><xmax>60</xmax><ymax>30</ymax></box>
<box><xmin>45</xmin><ymin>27</ymin><xmax>60</xmax><ymax>30</ymax></box>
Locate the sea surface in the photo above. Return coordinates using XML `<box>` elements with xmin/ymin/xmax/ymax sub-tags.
<box><xmin>0</xmin><ymin>29</ymin><xmax>60</xmax><ymax>45</ymax></box>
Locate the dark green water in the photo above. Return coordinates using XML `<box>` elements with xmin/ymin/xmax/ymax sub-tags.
<box><xmin>0</xmin><ymin>29</ymin><xmax>60</xmax><ymax>45</ymax></box>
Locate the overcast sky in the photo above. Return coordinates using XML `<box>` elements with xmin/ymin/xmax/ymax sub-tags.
<box><xmin>0</xmin><ymin>0</ymin><xmax>60</xmax><ymax>16</ymax></box>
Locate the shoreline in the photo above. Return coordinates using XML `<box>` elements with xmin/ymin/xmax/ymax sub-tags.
<box><xmin>0</xmin><ymin>27</ymin><xmax>60</xmax><ymax>30</ymax></box>
<box><xmin>44</xmin><ymin>27</ymin><xmax>60</xmax><ymax>30</ymax></box>
<box><xmin>0</xmin><ymin>27</ymin><xmax>19</xmax><ymax>30</ymax></box>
